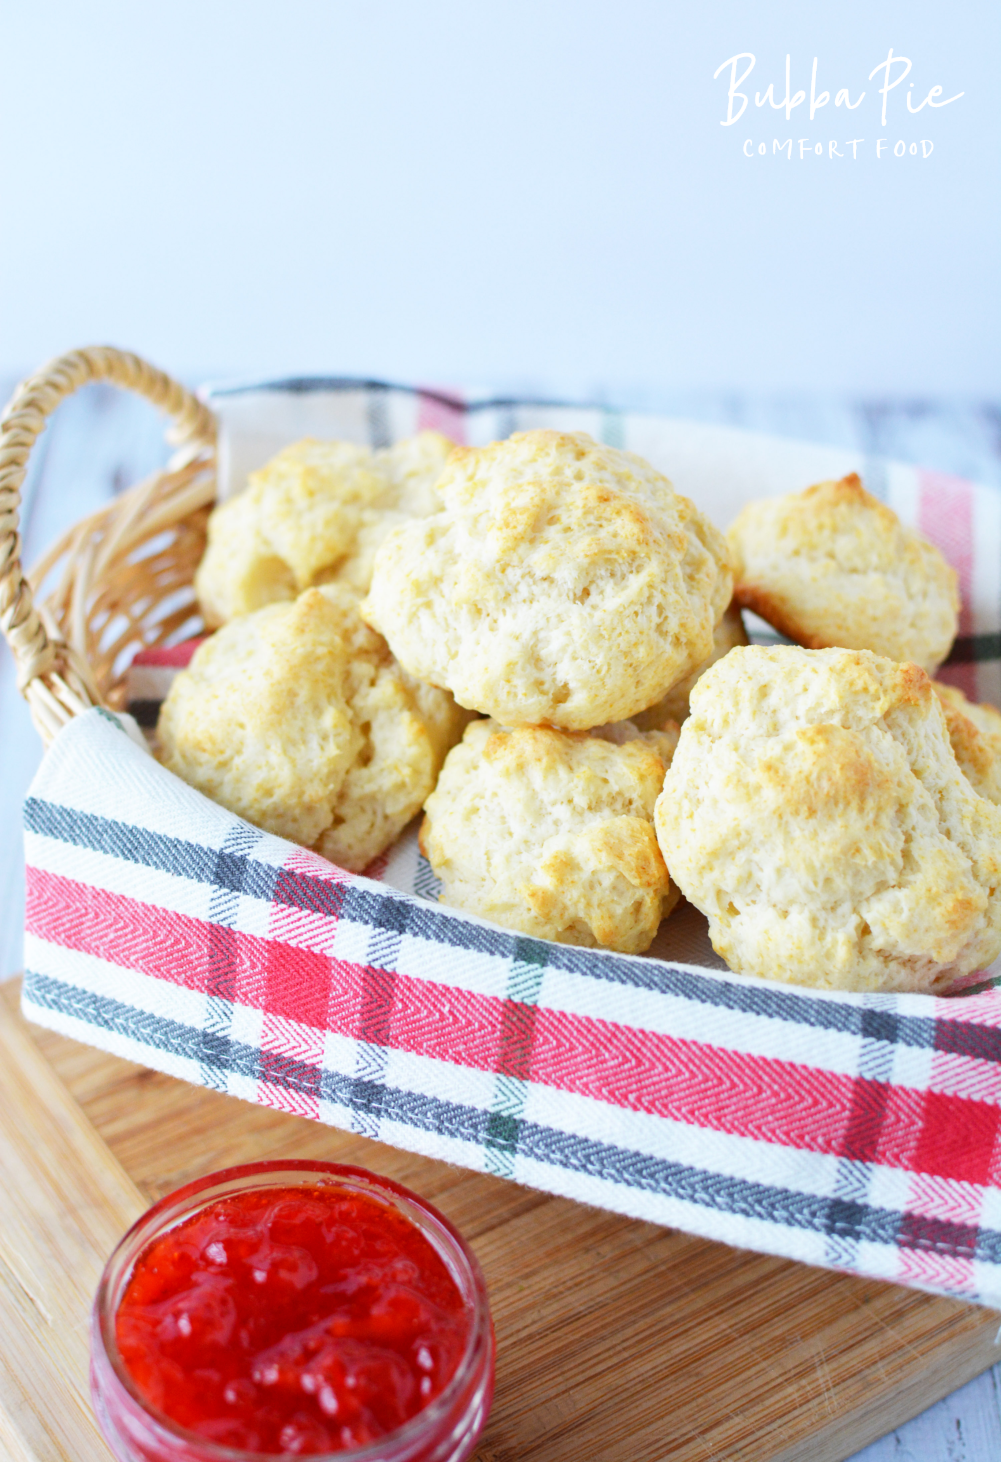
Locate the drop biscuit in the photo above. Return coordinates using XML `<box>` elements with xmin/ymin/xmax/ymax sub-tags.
<box><xmin>655</xmin><ymin>645</ymin><xmax>1001</xmax><ymax>993</ymax></box>
<box><xmin>422</xmin><ymin>719</ymin><xmax>679</xmax><ymax>953</ymax></box>
<box><xmin>159</xmin><ymin>584</ymin><xmax>471</xmax><ymax>872</ymax></box>
<box><xmin>362</xmin><ymin>430</ymin><xmax>734</xmax><ymax>730</ymax></box>
<box><xmin>195</xmin><ymin>432</ymin><xmax>453</xmax><ymax>625</ymax></box>
<box><xmin>727</xmin><ymin>474</ymin><xmax>959</xmax><ymax>672</ymax></box>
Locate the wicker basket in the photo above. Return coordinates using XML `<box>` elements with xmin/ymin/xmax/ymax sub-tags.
<box><xmin>0</xmin><ymin>346</ymin><xmax>217</xmax><ymax>743</ymax></box>
<box><xmin>15</xmin><ymin>345</ymin><xmax>1001</xmax><ymax>1320</ymax></box>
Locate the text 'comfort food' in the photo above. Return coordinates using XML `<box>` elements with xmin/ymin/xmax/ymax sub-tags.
<box><xmin>159</xmin><ymin>583</ymin><xmax>471</xmax><ymax>872</ymax></box>
<box><xmin>728</xmin><ymin>473</ymin><xmax>959</xmax><ymax>672</ymax></box>
<box><xmin>362</xmin><ymin>430</ymin><xmax>734</xmax><ymax>730</ymax></box>
<box><xmin>655</xmin><ymin>645</ymin><xmax>1001</xmax><ymax>994</ymax></box>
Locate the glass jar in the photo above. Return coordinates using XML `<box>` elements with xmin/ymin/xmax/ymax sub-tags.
<box><xmin>91</xmin><ymin>1160</ymin><xmax>495</xmax><ymax>1462</ymax></box>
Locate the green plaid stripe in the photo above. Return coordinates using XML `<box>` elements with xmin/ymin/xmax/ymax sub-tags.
<box><xmin>485</xmin><ymin>939</ymin><xmax>548</xmax><ymax>1177</ymax></box>
<box><xmin>947</xmin><ymin>633</ymin><xmax>1001</xmax><ymax>664</ymax></box>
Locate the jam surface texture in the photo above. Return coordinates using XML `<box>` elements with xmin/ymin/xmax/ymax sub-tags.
<box><xmin>115</xmin><ymin>1184</ymin><xmax>470</xmax><ymax>1455</ymax></box>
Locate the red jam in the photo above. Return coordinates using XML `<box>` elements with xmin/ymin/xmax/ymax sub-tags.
<box><xmin>114</xmin><ymin>1184</ymin><xmax>471</xmax><ymax>1456</ymax></box>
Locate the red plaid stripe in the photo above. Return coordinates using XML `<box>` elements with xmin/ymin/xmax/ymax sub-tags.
<box><xmin>26</xmin><ymin>862</ymin><xmax>1001</xmax><ymax>1188</ymax></box>
<box><xmin>416</xmin><ymin>388</ymin><xmax>467</xmax><ymax>444</ymax></box>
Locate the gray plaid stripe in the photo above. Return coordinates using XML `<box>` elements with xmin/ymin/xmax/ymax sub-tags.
<box><xmin>29</xmin><ymin>796</ymin><xmax>1001</xmax><ymax>1062</ymax></box>
<box><xmin>823</xmin><ymin>995</ymin><xmax>898</xmax><ymax>1269</ymax></box>
<box><xmin>23</xmin><ymin>969</ymin><xmax>1001</xmax><ymax>1275</ymax></box>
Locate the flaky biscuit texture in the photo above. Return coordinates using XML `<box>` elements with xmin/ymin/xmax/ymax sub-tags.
<box><xmin>159</xmin><ymin>585</ymin><xmax>470</xmax><ymax>872</ymax></box>
<box><xmin>933</xmin><ymin>682</ymin><xmax>1001</xmax><ymax>806</ymax></box>
<box><xmin>727</xmin><ymin>475</ymin><xmax>959</xmax><ymax>672</ymax></box>
<box><xmin>655</xmin><ymin>646</ymin><xmax>1001</xmax><ymax>994</ymax></box>
<box><xmin>362</xmin><ymin>430</ymin><xmax>734</xmax><ymax>730</ymax></box>
<box><xmin>195</xmin><ymin>432</ymin><xmax>453</xmax><ymax>625</ymax></box>
<box><xmin>421</xmin><ymin>720</ymin><xmax>679</xmax><ymax>953</ymax></box>
<box><xmin>632</xmin><ymin>603</ymin><xmax>747</xmax><ymax>728</ymax></box>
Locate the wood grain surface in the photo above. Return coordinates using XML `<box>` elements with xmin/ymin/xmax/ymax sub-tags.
<box><xmin>1</xmin><ymin>982</ymin><xmax>999</xmax><ymax>1462</ymax></box>
<box><xmin>0</xmin><ymin>986</ymin><xmax>144</xmax><ymax>1462</ymax></box>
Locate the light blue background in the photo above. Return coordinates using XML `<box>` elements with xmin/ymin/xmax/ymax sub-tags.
<box><xmin>0</xmin><ymin>0</ymin><xmax>996</xmax><ymax>397</ymax></box>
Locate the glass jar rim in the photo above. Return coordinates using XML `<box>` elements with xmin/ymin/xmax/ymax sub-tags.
<box><xmin>92</xmin><ymin>1158</ymin><xmax>494</xmax><ymax>1462</ymax></box>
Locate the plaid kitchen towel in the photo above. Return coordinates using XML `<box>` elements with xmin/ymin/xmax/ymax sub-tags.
<box><xmin>19</xmin><ymin>385</ymin><xmax>1001</xmax><ymax>1308</ymax></box>
<box><xmin>21</xmin><ymin>707</ymin><xmax>1001</xmax><ymax>1309</ymax></box>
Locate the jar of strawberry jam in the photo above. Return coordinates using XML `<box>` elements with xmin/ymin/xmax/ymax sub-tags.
<box><xmin>91</xmin><ymin>1161</ymin><xmax>495</xmax><ymax>1462</ymax></box>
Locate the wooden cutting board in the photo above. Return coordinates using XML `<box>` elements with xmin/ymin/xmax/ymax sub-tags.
<box><xmin>1</xmin><ymin>980</ymin><xmax>998</xmax><ymax>1462</ymax></box>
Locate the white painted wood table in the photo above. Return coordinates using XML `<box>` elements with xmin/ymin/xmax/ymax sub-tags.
<box><xmin>2</xmin><ymin>379</ymin><xmax>1000</xmax><ymax>1460</ymax></box>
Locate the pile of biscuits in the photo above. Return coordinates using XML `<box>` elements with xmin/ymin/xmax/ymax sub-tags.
<box><xmin>159</xmin><ymin>430</ymin><xmax>1001</xmax><ymax>996</ymax></box>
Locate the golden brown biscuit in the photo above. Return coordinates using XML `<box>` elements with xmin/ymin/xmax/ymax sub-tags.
<box><xmin>632</xmin><ymin>603</ymin><xmax>747</xmax><ymax>728</ymax></box>
<box><xmin>933</xmin><ymin>682</ymin><xmax>1001</xmax><ymax>805</ymax></box>
<box><xmin>655</xmin><ymin>645</ymin><xmax>1001</xmax><ymax>994</ymax></box>
<box><xmin>727</xmin><ymin>474</ymin><xmax>959</xmax><ymax>672</ymax></box>
<box><xmin>159</xmin><ymin>585</ymin><xmax>470</xmax><ymax>871</ymax></box>
<box><xmin>362</xmin><ymin>430</ymin><xmax>733</xmax><ymax>730</ymax></box>
<box><xmin>421</xmin><ymin>720</ymin><xmax>679</xmax><ymax>953</ymax></box>
<box><xmin>195</xmin><ymin>432</ymin><xmax>453</xmax><ymax>626</ymax></box>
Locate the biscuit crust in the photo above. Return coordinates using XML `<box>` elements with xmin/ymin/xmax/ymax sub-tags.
<box><xmin>195</xmin><ymin>432</ymin><xmax>453</xmax><ymax>625</ymax></box>
<box><xmin>655</xmin><ymin>645</ymin><xmax>1001</xmax><ymax>993</ymax></box>
<box><xmin>727</xmin><ymin>475</ymin><xmax>959</xmax><ymax>672</ymax></box>
<box><xmin>361</xmin><ymin>430</ymin><xmax>734</xmax><ymax>730</ymax></box>
<box><xmin>934</xmin><ymin>681</ymin><xmax>1001</xmax><ymax>805</ymax></box>
<box><xmin>422</xmin><ymin>720</ymin><xmax>679</xmax><ymax>953</ymax></box>
<box><xmin>159</xmin><ymin>585</ymin><xmax>470</xmax><ymax>871</ymax></box>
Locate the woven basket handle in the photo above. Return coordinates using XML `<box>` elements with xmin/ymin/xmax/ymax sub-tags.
<box><xmin>0</xmin><ymin>345</ymin><xmax>217</xmax><ymax>738</ymax></box>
